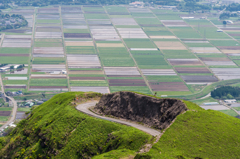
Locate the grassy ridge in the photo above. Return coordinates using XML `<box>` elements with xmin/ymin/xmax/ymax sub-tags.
<box><xmin>137</xmin><ymin>101</ymin><xmax>240</xmax><ymax>159</ymax></box>
<box><xmin>0</xmin><ymin>92</ymin><xmax>151</xmax><ymax>158</ymax></box>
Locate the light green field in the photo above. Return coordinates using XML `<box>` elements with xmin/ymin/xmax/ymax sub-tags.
<box><xmin>0</xmin><ymin>48</ymin><xmax>30</xmax><ymax>54</ymax></box>
<box><xmin>84</xmin><ymin>14</ymin><xmax>109</xmax><ymax>19</ymax></box>
<box><xmin>30</xmin><ymin>79</ymin><xmax>68</xmax><ymax>86</ymax></box>
<box><xmin>17</xmin><ymin>107</ymin><xmax>31</xmax><ymax>112</ymax></box>
<box><xmin>0</xmin><ymin>116</ymin><xmax>9</xmax><ymax>121</ymax></box>
<box><xmin>0</xmin><ymin>107</ymin><xmax>12</xmax><ymax>111</ymax></box>
<box><xmin>218</xmin><ymin>110</ymin><xmax>238</xmax><ymax>117</ymax></box>
<box><xmin>110</xmin><ymin>86</ymin><xmax>152</xmax><ymax>94</ymax></box>
<box><xmin>66</xmin><ymin>46</ymin><xmax>96</xmax><ymax>54</ymax></box>
<box><xmin>124</xmin><ymin>39</ymin><xmax>157</xmax><ymax>48</ymax></box>
<box><xmin>69</xmin><ymin>81</ymin><xmax>108</xmax><ymax>87</ymax></box>
<box><xmin>210</xmin><ymin>40</ymin><xmax>240</xmax><ymax>46</ymax></box>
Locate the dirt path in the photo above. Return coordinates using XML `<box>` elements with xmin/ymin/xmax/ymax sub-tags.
<box><xmin>76</xmin><ymin>101</ymin><xmax>161</xmax><ymax>136</ymax></box>
<box><xmin>0</xmin><ymin>74</ymin><xmax>18</xmax><ymax>131</ymax></box>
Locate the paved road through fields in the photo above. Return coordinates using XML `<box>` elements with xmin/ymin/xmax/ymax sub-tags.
<box><xmin>0</xmin><ymin>74</ymin><xmax>18</xmax><ymax>130</ymax></box>
<box><xmin>76</xmin><ymin>101</ymin><xmax>161</xmax><ymax>136</ymax></box>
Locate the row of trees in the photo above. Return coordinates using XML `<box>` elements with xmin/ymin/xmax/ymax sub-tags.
<box><xmin>211</xmin><ymin>86</ymin><xmax>240</xmax><ymax>99</ymax></box>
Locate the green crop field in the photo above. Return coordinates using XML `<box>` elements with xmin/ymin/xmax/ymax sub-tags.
<box><xmin>30</xmin><ymin>79</ymin><xmax>68</xmax><ymax>86</ymax></box>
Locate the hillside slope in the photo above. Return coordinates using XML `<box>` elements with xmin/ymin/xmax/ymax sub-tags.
<box><xmin>0</xmin><ymin>92</ymin><xmax>152</xmax><ymax>159</ymax></box>
<box><xmin>0</xmin><ymin>92</ymin><xmax>240</xmax><ymax>159</ymax></box>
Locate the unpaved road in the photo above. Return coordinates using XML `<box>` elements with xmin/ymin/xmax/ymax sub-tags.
<box><xmin>0</xmin><ymin>74</ymin><xmax>18</xmax><ymax>130</ymax></box>
<box><xmin>76</xmin><ymin>101</ymin><xmax>161</xmax><ymax>136</ymax></box>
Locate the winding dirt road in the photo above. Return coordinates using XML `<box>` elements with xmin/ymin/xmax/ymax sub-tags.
<box><xmin>76</xmin><ymin>101</ymin><xmax>161</xmax><ymax>136</ymax></box>
<box><xmin>0</xmin><ymin>74</ymin><xmax>18</xmax><ymax>131</ymax></box>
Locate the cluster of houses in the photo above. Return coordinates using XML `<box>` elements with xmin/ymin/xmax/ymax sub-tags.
<box><xmin>0</xmin><ymin>64</ymin><xmax>24</xmax><ymax>72</ymax></box>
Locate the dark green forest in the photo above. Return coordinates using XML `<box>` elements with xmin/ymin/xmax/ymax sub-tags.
<box><xmin>211</xmin><ymin>86</ymin><xmax>240</xmax><ymax>99</ymax></box>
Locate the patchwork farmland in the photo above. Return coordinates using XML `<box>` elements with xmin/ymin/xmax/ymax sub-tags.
<box><xmin>1</xmin><ymin>5</ymin><xmax>240</xmax><ymax>99</ymax></box>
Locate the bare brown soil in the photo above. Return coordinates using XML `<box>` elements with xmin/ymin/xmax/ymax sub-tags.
<box><xmin>169</xmin><ymin>61</ymin><xmax>203</xmax><ymax>66</ymax></box>
<box><xmin>0</xmin><ymin>111</ymin><xmax>11</xmax><ymax>116</ymax></box>
<box><xmin>69</xmin><ymin>77</ymin><xmax>105</xmax><ymax>80</ymax></box>
<box><xmin>4</xmin><ymin>86</ymin><xmax>26</xmax><ymax>89</ymax></box>
<box><xmin>107</xmin><ymin>75</ymin><xmax>142</xmax><ymax>77</ymax></box>
<box><xmin>0</xmin><ymin>54</ymin><xmax>29</xmax><ymax>56</ymax></box>
<box><xmin>94</xmin><ymin>91</ymin><xmax>187</xmax><ymax>130</ymax></box>
<box><xmin>199</xmin><ymin>57</ymin><xmax>230</xmax><ymax>61</ymax></box>
<box><xmin>30</xmin><ymin>86</ymin><xmax>68</xmax><ymax>89</ymax></box>
<box><xmin>64</xmin><ymin>33</ymin><xmax>91</xmax><ymax>38</ymax></box>
<box><xmin>149</xmin><ymin>82</ymin><xmax>189</xmax><ymax>91</ymax></box>
<box><xmin>175</xmin><ymin>67</ymin><xmax>211</xmax><ymax>73</ymax></box>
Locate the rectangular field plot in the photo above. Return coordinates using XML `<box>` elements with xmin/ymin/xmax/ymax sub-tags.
<box><xmin>117</xmin><ymin>28</ymin><xmax>148</xmax><ymax>39</ymax></box>
<box><xmin>96</xmin><ymin>43</ymin><xmax>124</xmax><ymax>47</ymax></box>
<box><xmin>128</xmin><ymin>8</ymin><xmax>151</xmax><ymax>13</ymax></box>
<box><xmin>38</xmin><ymin>8</ymin><xmax>59</xmax><ymax>13</ymax></box>
<box><xmin>108</xmin><ymin>79</ymin><xmax>146</xmax><ymax>86</ymax></box>
<box><xmin>154</xmin><ymin>41</ymin><xmax>187</xmax><ymax>50</ymax></box>
<box><xmin>211</xmin><ymin>68</ymin><xmax>240</xmax><ymax>80</ymax></box>
<box><xmin>175</xmin><ymin>67</ymin><xmax>211</xmax><ymax>74</ymax></box>
<box><xmin>67</xmin><ymin>55</ymin><xmax>101</xmax><ymax>68</ymax></box>
<box><xmin>66</xmin><ymin>46</ymin><xmax>96</xmax><ymax>54</ymax></box>
<box><xmin>29</xmin><ymin>86</ymin><xmax>68</xmax><ymax>91</ymax></box>
<box><xmin>101</xmin><ymin>57</ymin><xmax>135</xmax><ymax>67</ymax></box>
<box><xmin>199</xmin><ymin>57</ymin><xmax>236</xmax><ymax>66</ymax></box>
<box><xmin>32</xmin><ymin>57</ymin><xmax>65</xmax><ymax>64</ymax></box>
<box><xmin>181</xmin><ymin>75</ymin><xmax>218</xmax><ymax>83</ymax></box>
<box><xmin>189</xmin><ymin>47</ymin><xmax>221</xmax><ymax>54</ymax></box>
<box><xmin>70</xmin><ymin>86</ymin><xmax>109</xmax><ymax>93</ymax></box>
<box><xmin>90</xmin><ymin>26</ymin><xmax>120</xmax><ymax>40</ymax></box>
<box><xmin>141</xmin><ymin>69</ymin><xmax>176</xmax><ymax>75</ymax></box>
<box><xmin>149</xmin><ymin>82</ymin><xmax>189</xmax><ymax>92</ymax></box>
<box><xmin>109</xmin><ymin>86</ymin><xmax>152</xmax><ymax>94</ymax></box>
<box><xmin>2</xmin><ymin>35</ymin><xmax>31</xmax><ymax>48</ymax></box>
<box><xmin>31</xmin><ymin>74</ymin><xmax>66</xmax><ymax>79</ymax></box>
<box><xmin>162</xmin><ymin>50</ymin><xmax>196</xmax><ymax>59</ymax></box>
<box><xmin>35</xmin><ymin>32</ymin><xmax>62</xmax><ymax>38</ymax></box>
<box><xmin>111</xmin><ymin>18</ymin><xmax>138</xmax><ymax>25</ymax></box>
<box><xmin>124</xmin><ymin>39</ymin><xmax>156</xmax><ymax>48</ymax></box>
<box><xmin>61</xmin><ymin>6</ymin><xmax>82</xmax><ymax>13</ymax></box>
<box><xmin>4</xmin><ymin>85</ymin><xmax>27</xmax><ymax>89</ymax></box>
<box><xmin>200</xmin><ymin>105</ymin><xmax>229</xmax><ymax>110</ymax></box>
<box><xmin>169</xmin><ymin>27</ymin><xmax>202</xmax><ymax>39</ymax></box>
<box><xmin>104</xmin><ymin>67</ymin><xmax>140</xmax><ymax>76</ymax></box>
<box><xmin>31</xmin><ymin>64</ymin><xmax>66</xmax><ymax>73</ymax></box>
<box><xmin>217</xmin><ymin>46</ymin><xmax>240</xmax><ymax>54</ymax></box>
<box><xmin>65</xmin><ymin>41</ymin><xmax>94</xmax><ymax>46</ymax></box>
<box><xmin>135</xmin><ymin>18</ymin><xmax>162</xmax><ymax>26</ymax></box>
<box><xmin>161</xmin><ymin>20</ymin><xmax>188</xmax><ymax>27</ymax></box>
<box><xmin>30</xmin><ymin>79</ymin><xmax>68</xmax><ymax>86</ymax></box>
<box><xmin>64</xmin><ymin>33</ymin><xmax>91</xmax><ymax>38</ymax></box>
<box><xmin>168</xmin><ymin>59</ymin><xmax>203</xmax><ymax>66</ymax></box>
<box><xmin>62</xmin><ymin>19</ymin><xmax>86</xmax><ymax>25</ymax></box>
<box><xmin>33</xmin><ymin>47</ymin><xmax>64</xmax><ymax>57</ymax></box>
<box><xmin>37</xmin><ymin>14</ymin><xmax>60</xmax><ymax>20</ymax></box>
<box><xmin>36</xmin><ymin>26</ymin><xmax>61</xmax><ymax>32</ymax></box>
<box><xmin>133</xmin><ymin>54</ymin><xmax>169</xmax><ymax>69</ymax></box>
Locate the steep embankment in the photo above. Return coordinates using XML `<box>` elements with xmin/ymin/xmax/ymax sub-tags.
<box><xmin>0</xmin><ymin>92</ymin><xmax>152</xmax><ymax>159</ymax></box>
<box><xmin>94</xmin><ymin>91</ymin><xmax>187</xmax><ymax>130</ymax></box>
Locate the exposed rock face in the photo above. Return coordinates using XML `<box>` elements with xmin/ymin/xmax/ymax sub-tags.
<box><xmin>94</xmin><ymin>91</ymin><xmax>187</xmax><ymax>130</ymax></box>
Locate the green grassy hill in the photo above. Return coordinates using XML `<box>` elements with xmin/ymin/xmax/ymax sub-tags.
<box><xmin>0</xmin><ymin>92</ymin><xmax>240</xmax><ymax>159</ymax></box>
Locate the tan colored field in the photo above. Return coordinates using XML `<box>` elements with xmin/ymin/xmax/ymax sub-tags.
<box><xmin>150</xmin><ymin>36</ymin><xmax>177</xmax><ymax>39</ymax></box>
<box><xmin>96</xmin><ymin>43</ymin><xmax>124</xmax><ymax>47</ymax></box>
<box><xmin>154</xmin><ymin>41</ymin><xmax>187</xmax><ymax>50</ymax></box>
<box><xmin>65</xmin><ymin>41</ymin><xmax>94</xmax><ymax>46</ymax></box>
<box><xmin>35</xmin><ymin>39</ymin><xmax>62</xmax><ymax>42</ymax></box>
<box><xmin>221</xmin><ymin>50</ymin><xmax>240</xmax><ymax>54</ymax></box>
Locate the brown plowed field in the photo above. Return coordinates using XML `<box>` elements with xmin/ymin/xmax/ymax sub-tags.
<box><xmin>64</xmin><ymin>33</ymin><xmax>91</xmax><ymax>38</ymax></box>
<box><xmin>31</xmin><ymin>76</ymin><xmax>66</xmax><ymax>79</ymax></box>
<box><xmin>30</xmin><ymin>86</ymin><xmax>68</xmax><ymax>89</ymax></box>
<box><xmin>108</xmin><ymin>79</ymin><xmax>146</xmax><ymax>84</ymax></box>
<box><xmin>109</xmin><ymin>83</ymin><xmax>147</xmax><ymax>86</ymax></box>
<box><xmin>199</xmin><ymin>57</ymin><xmax>230</xmax><ymax>61</ymax></box>
<box><xmin>175</xmin><ymin>67</ymin><xmax>211</xmax><ymax>73</ymax></box>
<box><xmin>69</xmin><ymin>77</ymin><xmax>105</xmax><ymax>80</ymax></box>
<box><xmin>181</xmin><ymin>75</ymin><xmax>219</xmax><ymax>82</ymax></box>
<box><xmin>4</xmin><ymin>86</ymin><xmax>26</xmax><ymax>89</ymax></box>
<box><xmin>107</xmin><ymin>75</ymin><xmax>142</xmax><ymax>77</ymax></box>
<box><xmin>169</xmin><ymin>61</ymin><xmax>203</xmax><ymax>66</ymax></box>
<box><xmin>149</xmin><ymin>82</ymin><xmax>189</xmax><ymax>91</ymax></box>
<box><xmin>0</xmin><ymin>111</ymin><xmax>11</xmax><ymax>116</ymax></box>
<box><xmin>0</xmin><ymin>54</ymin><xmax>29</xmax><ymax>56</ymax></box>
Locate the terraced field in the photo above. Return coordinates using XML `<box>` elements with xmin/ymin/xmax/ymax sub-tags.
<box><xmin>1</xmin><ymin>5</ymin><xmax>240</xmax><ymax>99</ymax></box>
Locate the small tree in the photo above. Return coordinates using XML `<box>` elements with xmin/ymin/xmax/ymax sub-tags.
<box><xmin>223</xmin><ymin>20</ymin><xmax>227</xmax><ymax>25</ymax></box>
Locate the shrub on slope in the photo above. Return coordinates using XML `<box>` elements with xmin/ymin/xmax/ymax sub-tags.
<box><xmin>0</xmin><ymin>92</ymin><xmax>152</xmax><ymax>159</ymax></box>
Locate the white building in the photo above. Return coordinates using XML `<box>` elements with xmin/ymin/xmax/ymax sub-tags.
<box><xmin>224</xmin><ymin>99</ymin><xmax>237</xmax><ymax>103</ymax></box>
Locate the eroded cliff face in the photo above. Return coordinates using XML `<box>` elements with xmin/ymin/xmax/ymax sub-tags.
<box><xmin>94</xmin><ymin>91</ymin><xmax>187</xmax><ymax>130</ymax></box>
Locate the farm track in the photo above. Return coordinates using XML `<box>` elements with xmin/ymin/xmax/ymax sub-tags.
<box><xmin>0</xmin><ymin>74</ymin><xmax>18</xmax><ymax>131</ymax></box>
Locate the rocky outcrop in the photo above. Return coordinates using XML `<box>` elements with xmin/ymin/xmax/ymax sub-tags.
<box><xmin>94</xmin><ymin>91</ymin><xmax>187</xmax><ymax>130</ymax></box>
